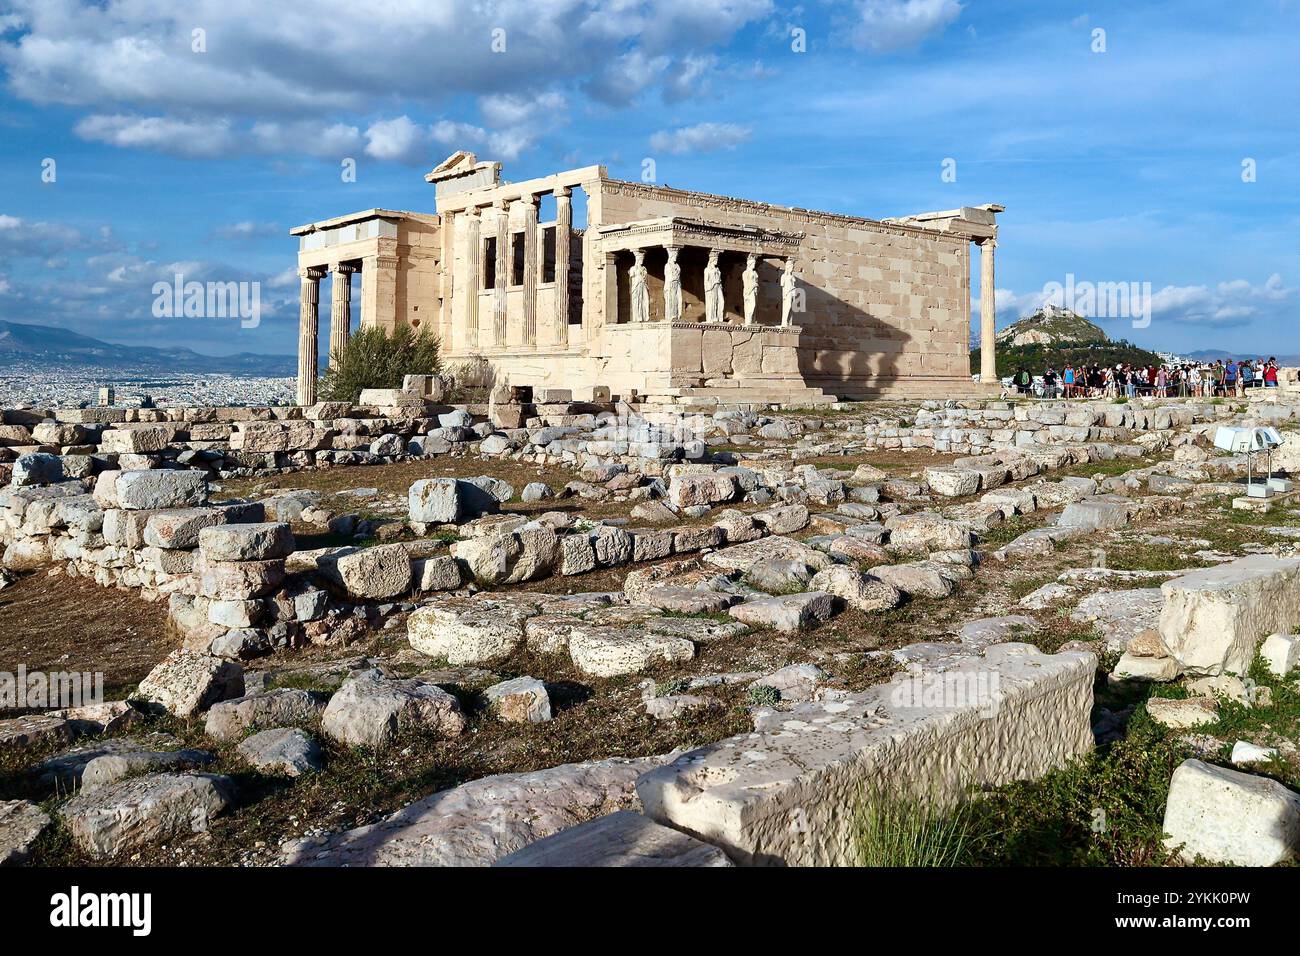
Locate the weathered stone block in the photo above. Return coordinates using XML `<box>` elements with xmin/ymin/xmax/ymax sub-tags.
<box><xmin>197</xmin><ymin>522</ymin><xmax>294</xmax><ymax>561</ymax></box>
<box><xmin>409</xmin><ymin>477</ymin><xmax>462</xmax><ymax>524</ymax></box>
<box><xmin>11</xmin><ymin>453</ymin><xmax>63</xmax><ymax>487</ymax></box>
<box><xmin>730</xmin><ymin>591</ymin><xmax>836</xmax><ymax>632</ymax></box>
<box><xmin>318</xmin><ymin>543</ymin><xmax>413</xmax><ymax>600</ymax></box>
<box><xmin>115</xmin><ymin>469</ymin><xmax>207</xmax><ymax>510</ymax></box>
<box><xmin>569</xmin><ymin>626</ymin><xmax>695</xmax><ymax>678</ymax></box>
<box><xmin>1163</xmin><ymin>759</ymin><xmax>1300</xmax><ymax>866</ymax></box>
<box><xmin>282</xmin><ymin>757</ymin><xmax>662</xmax><ymax>866</ymax></box>
<box><xmin>637</xmin><ymin>643</ymin><xmax>1095</xmax><ymax>866</ymax></box>
<box><xmin>134</xmin><ymin>651</ymin><xmax>244</xmax><ymax>718</ymax></box>
<box><xmin>320</xmin><ymin>670</ymin><xmax>466</xmax><ymax>748</ymax></box>
<box><xmin>60</xmin><ymin>773</ymin><xmax>233</xmax><ymax>859</ymax></box>
<box><xmin>1159</xmin><ymin>556</ymin><xmax>1300</xmax><ymax>676</ymax></box>
<box><xmin>486</xmin><ymin>676</ymin><xmax>552</xmax><ymax>724</ymax></box>
<box><xmin>1058</xmin><ymin>496</ymin><xmax>1130</xmax><ymax>531</ymax></box>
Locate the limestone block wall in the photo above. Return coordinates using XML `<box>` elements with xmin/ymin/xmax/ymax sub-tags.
<box><xmin>392</xmin><ymin>218</ymin><xmax>442</xmax><ymax>337</ymax></box>
<box><xmin>592</xmin><ymin>180</ymin><xmax>972</xmax><ymax>398</ymax></box>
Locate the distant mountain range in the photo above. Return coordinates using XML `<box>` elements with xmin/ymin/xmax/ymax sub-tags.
<box><xmin>1182</xmin><ymin>348</ymin><xmax>1300</xmax><ymax>365</ymax></box>
<box><xmin>0</xmin><ymin>320</ymin><xmax>294</xmax><ymax>376</ymax></box>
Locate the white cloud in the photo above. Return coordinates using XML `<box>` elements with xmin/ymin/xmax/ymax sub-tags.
<box><xmin>848</xmin><ymin>0</ymin><xmax>964</xmax><ymax>53</ymax></box>
<box><xmin>976</xmin><ymin>275</ymin><xmax>1297</xmax><ymax>332</ymax></box>
<box><xmin>971</xmin><ymin>287</ymin><xmax>1050</xmax><ymax>326</ymax></box>
<box><xmin>249</xmin><ymin>120</ymin><xmax>361</xmax><ymax>158</ymax></box>
<box><xmin>649</xmin><ymin>122</ymin><xmax>752</xmax><ymax>155</ymax></box>
<box><xmin>266</xmin><ymin>267</ymin><xmax>299</xmax><ymax>289</ymax></box>
<box><xmin>586</xmin><ymin>49</ymin><xmax>671</xmax><ymax>105</ymax></box>
<box><xmin>1150</xmin><ymin>274</ymin><xmax>1295</xmax><ymax>327</ymax></box>
<box><xmin>364</xmin><ymin>116</ymin><xmax>428</xmax><ymax>165</ymax></box>
<box><xmin>0</xmin><ymin>0</ymin><xmax>771</xmax><ymax>161</ymax></box>
<box><xmin>429</xmin><ymin>91</ymin><xmax>570</xmax><ymax>162</ymax></box>
<box><xmin>214</xmin><ymin>221</ymin><xmax>280</xmax><ymax>240</ymax></box>
<box><xmin>663</xmin><ymin>54</ymin><xmax>718</xmax><ymax>102</ymax></box>
<box><xmin>479</xmin><ymin>92</ymin><xmax>565</xmax><ymax>129</ymax></box>
<box><xmin>74</xmin><ymin>114</ymin><xmax>237</xmax><ymax>158</ymax></box>
<box><xmin>0</xmin><ymin>214</ymin><xmax>111</xmax><ymax>259</ymax></box>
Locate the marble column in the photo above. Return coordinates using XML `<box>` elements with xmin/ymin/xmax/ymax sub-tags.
<box><xmin>296</xmin><ymin>267</ymin><xmax>325</xmax><ymax>406</ymax></box>
<box><xmin>328</xmin><ymin>263</ymin><xmax>354</xmax><ymax>366</ymax></box>
<box><xmin>521</xmin><ymin>195</ymin><xmax>538</xmax><ymax>347</ymax></box>
<box><xmin>493</xmin><ymin>199</ymin><xmax>509</xmax><ymax>348</ymax></box>
<box><xmin>439</xmin><ymin>209</ymin><xmax>456</xmax><ymax>346</ymax></box>
<box><xmin>554</xmin><ymin>187</ymin><xmax>571</xmax><ymax>347</ymax></box>
<box><xmin>979</xmin><ymin>238</ymin><xmax>997</xmax><ymax>383</ymax></box>
<box><xmin>462</xmin><ymin>208</ymin><xmax>480</xmax><ymax>350</ymax></box>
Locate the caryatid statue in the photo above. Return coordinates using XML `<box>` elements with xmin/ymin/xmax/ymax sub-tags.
<box><xmin>629</xmin><ymin>249</ymin><xmax>650</xmax><ymax>324</ymax></box>
<box><xmin>663</xmin><ymin>246</ymin><xmax>682</xmax><ymax>321</ymax></box>
<box><xmin>780</xmin><ymin>258</ymin><xmax>798</xmax><ymax>327</ymax></box>
<box><xmin>704</xmin><ymin>249</ymin><xmax>724</xmax><ymax>324</ymax></box>
<box><xmin>742</xmin><ymin>253</ymin><xmax>759</xmax><ymax>325</ymax></box>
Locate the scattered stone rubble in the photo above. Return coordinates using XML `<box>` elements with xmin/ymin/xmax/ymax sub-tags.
<box><xmin>5</xmin><ymin>392</ymin><xmax>1300</xmax><ymax>867</ymax></box>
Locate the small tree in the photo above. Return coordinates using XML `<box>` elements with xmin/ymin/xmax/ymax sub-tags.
<box><xmin>318</xmin><ymin>325</ymin><xmax>442</xmax><ymax>403</ymax></box>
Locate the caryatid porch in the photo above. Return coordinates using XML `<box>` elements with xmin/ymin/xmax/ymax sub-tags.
<box><xmin>591</xmin><ymin>216</ymin><xmax>830</xmax><ymax>403</ymax></box>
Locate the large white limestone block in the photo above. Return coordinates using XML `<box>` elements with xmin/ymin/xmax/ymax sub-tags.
<box><xmin>636</xmin><ymin>642</ymin><xmax>1095</xmax><ymax>866</ymax></box>
<box><xmin>1158</xmin><ymin>555</ymin><xmax>1300</xmax><ymax>676</ymax></box>
<box><xmin>1163</xmin><ymin>759</ymin><xmax>1300</xmax><ymax>866</ymax></box>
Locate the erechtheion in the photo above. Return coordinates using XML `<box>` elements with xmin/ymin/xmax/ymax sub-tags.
<box><xmin>292</xmin><ymin>151</ymin><xmax>1003</xmax><ymax>406</ymax></box>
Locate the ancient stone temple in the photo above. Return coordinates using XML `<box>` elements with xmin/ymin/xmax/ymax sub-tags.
<box><xmin>291</xmin><ymin>151</ymin><xmax>1002</xmax><ymax>406</ymax></box>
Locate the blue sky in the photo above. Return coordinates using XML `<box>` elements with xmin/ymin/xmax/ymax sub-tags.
<box><xmin>0</xmin><ymin>0</ymin><xmax>1297</xmax><ymax>357</ymax></box>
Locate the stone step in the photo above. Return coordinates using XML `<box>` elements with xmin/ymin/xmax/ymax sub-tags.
<box><xmin>647</xmin><ymin>385</ymin><xmax>838</xmax><ymax>406</ymax></box>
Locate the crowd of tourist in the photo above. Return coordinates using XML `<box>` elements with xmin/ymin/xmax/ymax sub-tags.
<box><xmin>1008</xmin><ymin>357</ymin><xmax>1282</xmax><ymax>399</ymax></box>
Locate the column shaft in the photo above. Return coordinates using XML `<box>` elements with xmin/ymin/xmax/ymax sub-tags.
<box><xmin>462</xmin><ymin>210</ymin><xmax>480</xmax><ymax>350</ymax></box>
<box><xmin>296</xmin><ymin>268</ymin><xmax>324</xmax><ymax>406</ymax></box>
<box><xmin>554</xmin><ymin>188</ymin><xmax>571</xmax><ymax>347</ymax></box>
<box><xmin>493</xmin><ymin>201</ymin><xmax>509</xmax><ymax>347</ymax></box>
<box><xmin>329</xmin><ymin>264</ymin><xmax>353</xmax><ymax>366</ymax></box>
<box><xmin>439</xmin><ymin>209</ymin><xmax>456</xmax><ymax>347</ymax></box>
<box><xmin>979</xmin><ymin>239</ymin><xmax>997</xmax><ymax>383</ymax></box>
<box><xmin>521</xmin><ymin>196</ymin><xmax>538</xmax><ymax>347</ymax></box>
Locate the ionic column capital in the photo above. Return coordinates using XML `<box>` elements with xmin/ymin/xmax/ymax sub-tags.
<box><xmin>299</xmin><ymin>266</ymin><xmax>326</xmax><ymax>281</ymax></box>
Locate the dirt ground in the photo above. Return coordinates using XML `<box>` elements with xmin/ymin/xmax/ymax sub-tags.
<box><xmin>0</xmin><ymin>570</ymin><xmax>175</xmax><ymax>702</ymax></box>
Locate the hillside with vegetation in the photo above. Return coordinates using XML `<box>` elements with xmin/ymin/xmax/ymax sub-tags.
<box><xmin>971</xmin><ymin>307</ymin><xmax>1163</xmax><ymax>378</ymax></box>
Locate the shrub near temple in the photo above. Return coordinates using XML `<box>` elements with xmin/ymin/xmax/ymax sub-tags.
<box><xmin>319</xmin><ymin>326</ymin><xmax>442</xmax><ymax>404</ymax></box>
